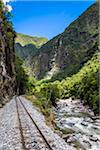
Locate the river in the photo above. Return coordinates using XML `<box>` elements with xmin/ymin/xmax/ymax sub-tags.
<box><xmin>53</xmin><ymin>98</ymin><xmax>100</xmax><ymax>150</ymax></box>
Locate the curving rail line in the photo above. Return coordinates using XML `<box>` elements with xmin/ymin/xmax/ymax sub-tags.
<box><xmin>15</xmin><ymin>96</ymin><xmax>53</xmax><ymax>150</ymax></box>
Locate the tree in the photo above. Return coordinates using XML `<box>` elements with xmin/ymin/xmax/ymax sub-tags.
<box><xmin>15</xmin><ymin>56</ymin><xmax>28</xmax><ymax>94</ymax></box>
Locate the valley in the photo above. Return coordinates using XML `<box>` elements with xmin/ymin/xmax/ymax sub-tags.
<box><xmin>0</xmin><ymin>1</ymin><xmax>99</xmax><ymax>150</ymax></box>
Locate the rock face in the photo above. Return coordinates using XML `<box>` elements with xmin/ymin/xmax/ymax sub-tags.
<box><xmin>15</xmin><ymin>43</ymin><xmax>38</xmax><ymax>60</ymax></box>
<box><xmin>29</xmin><ymin>2</ymin><xmax>99</xmax><ymax>79</ymax></box>
<box><xmin>0</xmin><ymin>2</ymin><xmax>16</xmax><ymax>107</ymax></box>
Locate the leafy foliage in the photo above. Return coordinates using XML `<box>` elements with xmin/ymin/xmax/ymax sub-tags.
<box><xmin>27</xmin><ymin>53</ymin><xmax>99</xmax><ymax>114</ymax></box>
<box><xmin>15</xmin><ymin>56</ymin><xmax>28</xmax><ymax>94</ymax></box>
<box><xmin>60</xmin><ymin>53</ymin><xmax>99</xmax><ymax>114</ymax></box>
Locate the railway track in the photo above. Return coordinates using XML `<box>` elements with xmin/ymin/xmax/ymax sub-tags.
<box><xmin>15</xmin><ymin>96</ymin><xmax>53</xmax><ymax>150</ymax></box>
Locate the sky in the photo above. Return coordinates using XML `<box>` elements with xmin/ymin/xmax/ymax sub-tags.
<box><xmin>10</xmin><ymin>0</ymin><xmax>96</xmax><ymax>39</ymax></box>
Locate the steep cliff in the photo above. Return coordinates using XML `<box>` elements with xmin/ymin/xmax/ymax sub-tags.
<box><xmin>0</xmin><ymin>1</ymin><xmax>16</xmax><ymax>107</ymax></box>
<box><xmin>28</xmin><ymin>2</ymin><xmax>99</xmax><ymax>80</ymax></box>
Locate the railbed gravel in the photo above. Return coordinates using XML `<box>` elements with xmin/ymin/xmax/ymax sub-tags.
<box><xmin>19</xmin><ymin>96</ymin><xmax>74</xmax><ymax>150</ymax></box>
<box><xmin>0</xmin><ymin>97</ymin><xmax>22</xmax><ymax>150</ymax></box>
<box><xmin>17</xmin><ymin>98</ymin><xmax>49</xmax><ymax>150</ymax></box>
<box><xmin>0</xmin><ymin>96</ymin><xmax>74</xmax><ymax>150</ymax></box>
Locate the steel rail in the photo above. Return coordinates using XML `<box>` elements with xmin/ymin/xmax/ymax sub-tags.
<box><xmin>17</xmin><ymin>96</ymin><xmax>53</xmax><ymax>150</ymax></box>
<box><xmin>15</xmin><ymin>96</ymin><xmax>27</xmax><ymax>150</ymax></box>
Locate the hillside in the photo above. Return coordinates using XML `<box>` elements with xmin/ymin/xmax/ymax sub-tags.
<box><xmin>15</xmin><ymin>33</ymin><xmax>48</xmax><ymax>47</ymax></box>
<box><xmin>33</xmin><ymin>53</ymin><xmax>99</xmax><ymax>114</ymax></box>
<box><xmin>15</xmin><ymin>33</ymin><xmax>48</xmax><ymax>61</ymax></box>
<box><xmin>28</xmin><ymin>2</ymin><xmax>99</xmax><ymax>79</ymax></box>
<box><xmin>15</xmin><ymin>43</ymin><xmax>38</xmax><ymax>60</ymax></box>
<box><xmin>60</xmin><ymin>53</ymin><xmax>99</xmax><ymax>113</ymax></box>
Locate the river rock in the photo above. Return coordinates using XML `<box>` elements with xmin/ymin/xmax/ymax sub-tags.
<box><xmin>67</xmin><ymin>123</ymin><xmax>75</xmax><ymax>127</ymax></box>
<box><xmin>54</xmin><ymin>98</ymin><xmax>100</xmax><ymax>149</ymax></box>
<box><xmin>92</xmin><ymin>116</ymin><xmax>100</xmax><ymax>120</ymax></box>
<box><xmin>67</xmin><ymin>136</ymin><xmax>76</xmax><ymax>143</ymax></box>
<box><xmin>62</xmin><ymin>134</ymin><xmax>72</xmax><ymax>141</ymax></box>
<box><xmin>89</xmin><ymin>136</ymin><xmax>98</xmax><ymax>142</ymax></box>
<box><xmin>81</xmin><ymin>122</ymin><xmax>88</xmax><ymax>126</ymax></box>
<box><xmin>0</xmin><ymin>103</ymin><xmax>2</xmax><ymax>108</ymax></box>
<box><xmin>83</xmin><ymin>140</ymin><xmax>91</xmax><ymax>149</ymax></box>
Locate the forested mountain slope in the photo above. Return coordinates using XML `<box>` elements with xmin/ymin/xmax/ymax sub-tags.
<box><xmin>15</xmin><ymin>33</ymin><xmax>48</xmax><ymax>60</ymax></box>
<box><xmin>28</xmin><ymin>2</ymin><xmax>99</xmax><ymax>79</ymax></box>
<box><xmin>15</xmin><ymin>43</ymin><xmax>38</xmax><ymax>60</ymax></box>
<box><xmin>32</xmin><ymin>53</ymin><xmax>99</xmax><ymax>114</ymax></box>
<box><xmin>16</xmin><ymin>33</ymin><xmax>48</xmax><ymax>47</ymax></box>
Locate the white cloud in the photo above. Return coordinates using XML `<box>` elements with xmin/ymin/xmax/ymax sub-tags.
<box><xmin>2</xmin><ymin>0</ymin><xmax>11</xmax><ymax>5</ymax></box>
<box><xmin>6</xmin><ymin>4</ymin><xmax>12</xmax><ymax>11</ymax></box>
<box><xmin>2</xmin><ymin>0</ymin><xmax>13</xmax><ymax>12</ymax></box>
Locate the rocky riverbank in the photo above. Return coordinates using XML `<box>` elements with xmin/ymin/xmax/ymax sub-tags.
<box><xmin>53</xmin><ymin>98</ymin><xmax>100</xmax><ymax>150</ymax></box>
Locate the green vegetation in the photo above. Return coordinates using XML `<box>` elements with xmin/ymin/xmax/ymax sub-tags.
<box><xmin>16</xmin><ymin>33</ymin><xmax>48</xmax><ymax>47</ymax></box>
<box><xmin>26</xmin><ymin>53</ymin><xmax>99</xmax><ymax>114</ymax></box>
<box><xmin>14</xmin><ymin>2</ymin><xmax>99</xmax><ymax>117</ymax></box>
<box><xmin>30</xmin><ymin>2</ymin><xmax>99</xmax><ymax>80</ymax></box>
<box><xmin>15</xmin><ymin>43</ymin><xmax>38</xmax><ymax>60</ymax></box>
<box><xmin>15</xmin><ymin>56</ymin><xmax>28</xmax><ymax>94</ymax></box>
<box><xmin>15</xmin><ymin>33</ymin><xmax>48</xmax><ymax>69</ymax></box>
<box><xmin>60</xmin><ymin>53</ymin><xmax>99</xmax><ymax>114</ymax></box>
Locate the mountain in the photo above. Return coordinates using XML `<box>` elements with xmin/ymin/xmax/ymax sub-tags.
<box><xmin>15</xmin><ymin>43</ymin><xmax>38</xmax><ymax>60</ymax></box>
<box><xmin>33</xmin><ymin>52</ymin><xmax>99</xmax><ymax>114</ymax></box>
<box><xmin>15</xmin><ymin>33</ymin><xmax>48</xmax><ymax>60</ymax></box>
<box><xmin>15</xmin><ymin>33</ymin><xmax>48</xmax><ymax>47</ymax></box>
<box><xmin>28</xmin><ymin>2</ymin><xmax>99</xmax><ymax>80</ymax></box>
<box><xmin>60</xmin><ymin>53</ymin><xmax>99</xmax><ymax>114</ymax></box>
